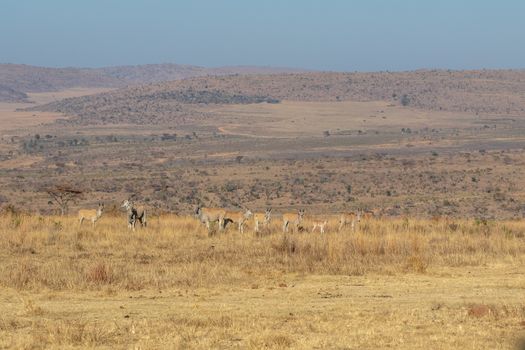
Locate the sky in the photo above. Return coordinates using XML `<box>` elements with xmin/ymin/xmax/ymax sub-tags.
<box><xmin>1</xmin><ymin>0</ymin><xmax>524</xmax><ymax>71</ymax></box>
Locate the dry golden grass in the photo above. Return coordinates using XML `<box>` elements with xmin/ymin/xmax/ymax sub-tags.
<box><xmin>213</xmin><ymin>100</ymin><xmax>477</xmax><ymax>138</ymax></box>
<box><xmin>1</xmin><ymin>213</ymin><xmax>524</xmax><ymax>348</ymax></box>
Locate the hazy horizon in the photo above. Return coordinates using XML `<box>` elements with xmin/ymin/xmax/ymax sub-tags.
<box><xmin>2</xmin><ymin>0</ymin><xmax>525</xmax><ymax>71</ymax></box>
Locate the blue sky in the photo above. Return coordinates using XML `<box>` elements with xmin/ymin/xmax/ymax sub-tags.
<box><xmin>1</xmin><ymin>0</ymin><xmax>524</xmax><ymax>71</ymax></box>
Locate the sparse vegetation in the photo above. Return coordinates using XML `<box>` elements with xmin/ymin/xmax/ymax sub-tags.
<box><xmin>29</xmin><ymin>70</ymin><xmax>525</xmax><ymax>125</ymax></box>
<box><xmin>400</xmin><ymin>94</ymin><xmax>410</xmax><ymax>106</ymax></box>
<box><xmin>2</xmin><ymin>67</ymin><xmax>525</xmax><ymax>348</ymax></box>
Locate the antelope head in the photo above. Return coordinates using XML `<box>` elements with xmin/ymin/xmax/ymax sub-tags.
<box><xmin>244</xmin><ymin>209</ymin><xmax>253</xmax><ymax>219</ymax></box>
<box><xmin>97</xmin><ymin>203</ymin><xmax>105</xmax><ymax>215</ymax></box>
<box><xmin>356</xmin><ymin>209</ymin><xmax>362</xmax><ymax>223</ymax></box>
<box><xmin>121</xmin><ymin>199</ymin><xmax>132</xmax><ymax>211</ymax></box>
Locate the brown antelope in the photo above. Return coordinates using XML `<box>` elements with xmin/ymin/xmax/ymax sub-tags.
<box><xmin>431</xmin><ymin>215</ymin><xmax>450</xmax><ymax>224</ymax></box>
<box><xmin>312</xmin><ymin>219</ymin><xmax>328</xmax><ymax>234</ymax></box>
<box><xmin>282</xmin><ymin>209</ymin><xmax>305</xmax><ymax>233</ymax></box>
<box><xmin>338</xmin><ymin>210</ymin><xmax>362</xmax><ymax>232</ymax></box>
<box><xmin>362</xmin><ymin>207</ymin><xmax>381</xmax><ymax>220</ymax></box>
<box><xmin>78</xmin><ymin>203</ymin><xmax>104</xmax><ymax>228</ymax></box>
<box><xmin>195</xmin><ymin>207</ymin><xmax>226</xmax><ymax>233</ymax></box>
<box><xmin>122</xmin><ymin>199</ymin><xmax>147</xmax><ymax>231</ymax></box>
<box><xmin>223</xmin><ymin>209</ymin><xmax>253</xmax><ymax>234</ymax></box>
<box><xmin>254</xmin><ymin>208</ymin><xmax>272</xmax><ymax>234</ymax></box>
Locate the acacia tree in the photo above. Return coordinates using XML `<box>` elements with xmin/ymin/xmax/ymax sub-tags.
<box><xmin>46</xmin><ymin>185</ymin><xmax>83</xmax><ymax>215</ymax></box>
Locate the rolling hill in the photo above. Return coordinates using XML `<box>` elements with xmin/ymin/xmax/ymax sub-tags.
<box><xmin>0</xmin><ymin>63</ymin><xmax>306</xmax><ymax>102</ymax></box>
<box><xmin>31</xmin><ymin>69</ymin><xmax>525</xmax><ymax>125</ymax></box>
<box><xmin>0</xmin><ymin>84</ymin><xmax>28</xmax><ymax>102</ymax></box>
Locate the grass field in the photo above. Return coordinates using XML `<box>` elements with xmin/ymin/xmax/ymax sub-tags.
<box><xmin>1</xmin><ymin>213</ymin><xmax>524</xmax><ymax>349</ymax></box>
<box><xmin>212</xmin><ymin>100</ymin><xmax>478</xmax><ymax>138</ymax></box>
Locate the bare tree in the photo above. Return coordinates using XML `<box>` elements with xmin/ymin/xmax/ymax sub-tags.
<box><xmin>46</xmin><ymin>185</ymin><xmax>83</xmax><ymax>215</ymax></box>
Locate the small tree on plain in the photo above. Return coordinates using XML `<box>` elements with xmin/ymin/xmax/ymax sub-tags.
<box><xmin>45</xmin><ymin>185</ymin><xmax>83</xmax><ymax>215</ymax></box>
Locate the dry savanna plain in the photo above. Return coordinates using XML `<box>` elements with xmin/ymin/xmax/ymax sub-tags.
<box><xmin>1</xmin><ymin>70</ymin><xmax>525</xmax><ymax>348</ymax></box>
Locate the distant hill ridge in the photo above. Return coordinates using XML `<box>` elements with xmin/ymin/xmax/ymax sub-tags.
<box><xmin>32</xmin><ymin>69</ymin><xmax>525</xmax><ymax>125</ymax></box>
<box><xmin>99</xmin><ymin>63</ymin><xmax>308</xmax><ymax>84</ymax></box>
<box><xmin>0</xmin><ymin>63</ymin><xmax>308</xmax><ymax>102</ymax></box>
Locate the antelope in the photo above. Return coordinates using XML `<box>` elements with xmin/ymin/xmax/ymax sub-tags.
<box><xmin>312</xmin><ymin>219</ymin><xmax>328</xmax><ymax>234</ymax></box>
<box><xmin>362</xmin><ymin>207</ymin><xmax>381</xmax><ymax>220</ymax></box>
<box><xmin>121</xmin><ymin>199</ymin><xmax>147</xmax><ymax>231</ymax></box>
<box><xmin>78</xmin><ymin>203</ymin><xmax>104</xmax><ymax>227</ymax></box>
<box><xmin>254</xmin><ymin>208</ymin><xmax>272</xmax><ymax>234</ymax></box>
<box><xmin>195</xmin><ymin>207</ymin><xmax>226</xmax><ymax>234</ymax></box>
<box><xmin>223</xmin><ymin>209</ymin><xmax>253</xmax><ymax>234</ymax></box>
<box><xmin>282</xmin><ymin>209</ymin><xmax>305</xmax><ymax>233</ymax></box>
<box><xmin>431</xmin><ymin>215</ymin><xmax>451</xmax><ymax>225</ymax></box>
<box><xmin>338</xmin><ymin>210</ymin><xmax>362</xmax><ymax>232</ymax></box>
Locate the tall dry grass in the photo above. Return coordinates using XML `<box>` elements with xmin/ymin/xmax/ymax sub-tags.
<box><xmin>1</xmin><ymin>213</ymin><xmax>524</xmax><ymax>291</ymax></box>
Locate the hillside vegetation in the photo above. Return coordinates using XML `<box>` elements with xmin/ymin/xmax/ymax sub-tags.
<box><xmin>0</xmin><ymin>64</ymin><xmax>121</xmax><ymax>96</ymax></box>
<box><xmin>0</xmin><ymin>63</ymin><xmax>305</xmax><ymax>102</ymax></box>
<box><xmin>0</xmin><ymin>84</ymin><xmax>28</xmax><ymax>102</ymax></box>
<box><xmin>32</xmin><ymin>70</ymin><xmax>525</xmax><ymax>125</ymax></box>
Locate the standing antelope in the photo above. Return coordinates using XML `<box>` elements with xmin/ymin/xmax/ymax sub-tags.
<box><xmin>78</xmin><ymin>203</ymin><xmax>104</xmax><ymax>228</ymax></box>
<box><xmin>121</xmin><ymin>199</ymin><xmax>147</xmax><ymax>231</ymax></box>
<box><xmin>312</xmin><ymin>219</ymin><xmax>328</xmax><ymax>234</ymax></box>
<box><xmin>223</xmin><ymin>209</ymin><xmax>253</xmax><ymax>234</ymax></box>
<box><xmin>254</xmin><ymin>208</ymin><xmax>272</xmax><ymax>234</ymax></box>
<box><xmin>362</xmin><ymin>207</ymin><xmax>381</xmax><ymax>220</ymax></box>
<box><xmin>195</xmin><ymin>207</ymin><xmax>226</xmax><ymax>234</ymax></box>
<box><xmin>282</xmin><ymin>209</ymin><xmax>305</xmax><ymax>233</ymax></box>
<box><xmin>338</xmin><ymin>210</ymin><xmax>362</xmax><ymax>232</ymax></box>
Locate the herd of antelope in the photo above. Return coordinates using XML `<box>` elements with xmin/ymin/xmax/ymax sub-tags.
<box><xmin>194</xmin><ymin>206</ymin><xmax>379</xmax><ymax>235</ymax></box>
<box><xmin>78</xmin><ymin>199</ymin><xmax>147</xmax><ymax>231</ymax></box>
<box><xmin>78</xmin><ymin>199</ymin><xmax>379</xmax><ymax>234</ymax></box>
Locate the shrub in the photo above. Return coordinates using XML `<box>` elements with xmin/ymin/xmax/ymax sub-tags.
<box><xmin>400</xmin><ymin>94</ymin><xmax>410</xmax><ymax>106</ymax></box>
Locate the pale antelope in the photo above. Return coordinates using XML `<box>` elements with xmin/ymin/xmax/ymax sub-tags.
<box><xmin>78</xmin><ymin>203</ymin><xmax>104</xmax><ymax>228</ymax></box>
<box><xmin>223</xmin><ymin>209</ymin><xmax>253</xmax><ymax>234</ymax></box>
<box><xmin>312</xmin><ymin>219</ymin><xmax>328</xmax><ymax>234</ymax></box>
<box><xmin>254</xmin><ymin>208</ymin><xmax>272</xmax><ymax>234</ymax></box>
<box><xmin>338</xmin><ymin>210</ymin><xmax>362</xmax><ymax>232</ymax></box>
<box><xmin>195</xmin><ymin>206</ymin><xmax>226</xmax><ymax>233</ymax></box>
<box><xmin>282</xmin><ymin>209</ymin><xmax>305</xmax><ymax>233</ymax></box>
<box><xmin>122</xmin><ymin>199</ymin><xmax>147</xmax><ymax>231</ymax></box>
